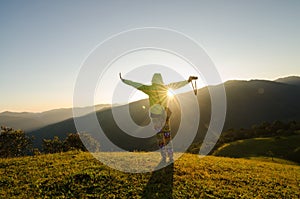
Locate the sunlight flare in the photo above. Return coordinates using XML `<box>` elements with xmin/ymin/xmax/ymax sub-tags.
<box><xmin>167</xmin><ymin>89</ymin><xmax>175</xmax><ymax>98</ymax></box>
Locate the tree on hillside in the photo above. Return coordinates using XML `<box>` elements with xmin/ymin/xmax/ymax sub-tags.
<box><xmin>64</xmin><ymin>133</ymin><xmax>100</xmax><ymax>152</ymax></box>
<box><xmin>42</xmin><ymin>133</ymin><xmax>100</xmax><ymax>154</ymax></box>
<box><xmin>80</xmin><ymin>132</ymin><xmax>100</xmax><ymax>152</ymax></box>
<box><xmin>64</xmin><ymin>133</ymin><xmax>86</xmax><ymax>151</ymax></box>
<box><xmin>42</xmin><ymin>136</ymin><xmax>64</xmax><ymax>154</ymax></box>
<box><xmin>0</xmin><ymin>126</ymin><xmax>33</xmax><ymax>158</ymax></box>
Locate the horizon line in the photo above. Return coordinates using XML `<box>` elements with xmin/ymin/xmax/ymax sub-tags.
<box><xmin>1</xmin><ymin>75</ymin><xmax>299</xmax><ymax>113</ymax></box>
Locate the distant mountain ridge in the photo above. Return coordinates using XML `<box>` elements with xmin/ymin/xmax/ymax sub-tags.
<box><xmin>27</xmin><ymin>76</ymin><xmax>300</xmax><ymax>151</ymax></box>
<box><xmin>275</xmin><ymin>76</ymin><xmax>300</xmax><ymax>86</ymax></box>
<box><xmin>0</xmin><ymin>104</ymin><xmax>111</xmax><ymax>131</ymax></box>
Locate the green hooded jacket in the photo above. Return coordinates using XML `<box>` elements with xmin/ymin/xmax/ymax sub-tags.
<box><xmin>121</xmin><ymin>73</ymin><xmax>189</xmax><ymax>109</ymax></box>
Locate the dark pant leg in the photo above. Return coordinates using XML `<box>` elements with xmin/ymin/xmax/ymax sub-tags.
<box><xmin>156</xmin><ymin>117</ymin><xmax>173</xmax><ymax>160</ymax></box>
<box><xmin>156</xmin><ymin>132</ymin><xmax>166</xmax><ymax>160</ymax></box>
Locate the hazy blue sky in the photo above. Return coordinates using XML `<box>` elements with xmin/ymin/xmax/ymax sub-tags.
<box><xmin>0</xmin><ymin>0</ymin><xmax>299</xmax><ymax>112</ymax></box>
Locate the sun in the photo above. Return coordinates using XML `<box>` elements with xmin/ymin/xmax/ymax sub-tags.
<box><xmin>167</xmin><ymin>89</ymin><xmax>175</xmax><ymax>98</ymax></box>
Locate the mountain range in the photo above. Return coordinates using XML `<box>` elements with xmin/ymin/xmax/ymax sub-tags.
<box><xmin>1</xmin><ymin>76</ymin><xmax>299</xmax><ymax>151</ymax></box>
<box><xmin>0</xmin><ymin>104</ymin><xmax>110</xmax><ymax>131</ymax></box>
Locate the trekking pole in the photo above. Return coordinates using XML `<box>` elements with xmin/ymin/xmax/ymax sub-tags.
<box><xmin>190</xmin><ymin>76</ymin><xmax>198</xmax><ymax>95</ymax></box>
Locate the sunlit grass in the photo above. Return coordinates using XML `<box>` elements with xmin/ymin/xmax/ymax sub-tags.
<box><xmin>0</xmin><ymin>151</ymin><xmax>299</xmax><ymax>198</ymax></box>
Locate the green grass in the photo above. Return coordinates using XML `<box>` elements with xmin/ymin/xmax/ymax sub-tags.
<box><xmin>245</xmin><ymin>156</ymin><xmax>299</xmax><ymax>165</ymax></box>
<box><xmin>0</xmin><ymin>151</ymin><xmax>299</xmax><ymax>198</ymax></box>
<box><xmin>213</xmin><ymin>135</ymin><xmax>300</xmax><ymax>164</ymax></box>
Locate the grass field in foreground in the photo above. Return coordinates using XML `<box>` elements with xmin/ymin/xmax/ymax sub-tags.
<box><xmin>0</xmin><ymin>151</ymin><xmax>299</xmax><ymax>198</ymax></box>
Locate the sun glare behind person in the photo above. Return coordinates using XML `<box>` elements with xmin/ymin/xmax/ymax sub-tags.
<box><xmin>167</xmin><ymin>89</ymin><xmax>175</xmax><ymax>98</ymax></box>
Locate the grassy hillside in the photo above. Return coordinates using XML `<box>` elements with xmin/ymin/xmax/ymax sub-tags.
<box><xmin>1</xmin><ymin>151</ymin><xmax>299</xmax><ymax>198</ymax></box>
<box><xmin>213</xmin><ymin>135</ymin><xmax>300</xmax><ymax>163</ymax></box>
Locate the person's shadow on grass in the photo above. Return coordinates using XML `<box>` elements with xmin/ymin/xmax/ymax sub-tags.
<box><xmin>141</xmin><ymin>162</ymin><xmax>174</xmax><ymax>199</ymax></box>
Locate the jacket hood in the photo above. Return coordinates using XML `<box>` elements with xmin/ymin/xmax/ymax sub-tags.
<box><xmin>151</xmin><ymin>73</ymin><xmax>164</xmax><ymax>85</ymax></box>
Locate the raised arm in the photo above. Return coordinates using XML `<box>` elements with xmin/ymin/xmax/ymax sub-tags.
<box><xmin>167</xmin><ymin>80</ymin><xmax>189</xmax><ymax>90</ymax></box>
<box><xmin>119</xmin><ymin>73</ymin><xmax>147</xmax><ymax>90</ymax></box>
<box><xmin>166</xmin><ymin>76</ymin><xmax>196</xmax><ymax>90</ymax></box>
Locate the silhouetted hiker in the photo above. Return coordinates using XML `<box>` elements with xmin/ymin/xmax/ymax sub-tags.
<box><xmin>120</xmin><ymin>73</ymin><xmax>196</xmax><ymax>163</ymax></box>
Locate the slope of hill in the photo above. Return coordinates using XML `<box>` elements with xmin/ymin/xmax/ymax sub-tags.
<box><xmin>275</xmin><ymin>76</ymin><xmax>300</xmax><ymax>86</ymax></box>
<box><xmin>223</xmin><ymin>79</ymin><xmax>300</xmax><ymax>128</ymax></box>
<box><xmin>0</xmin><ymin>152</ymin><xmax>299</xmax><ymax>198</ymax></box>
<box><xmin>0</xmin><ymin>104</ymin><xmax>110</xmax><ymax>131</ymax></box>
<box><xmin>29</xmin><ymin>77</ymin><xmax>300</xmax><ymax>151</ymax></box>
<box><xmin>0</xmin><ymin>115</ymin><xmax>43</xmax><ymax>132</ymax></box>
<box><xmin>213</xmin><ymin>134</ymin><xmax>300</xmax><ymax>163</ymax></box>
